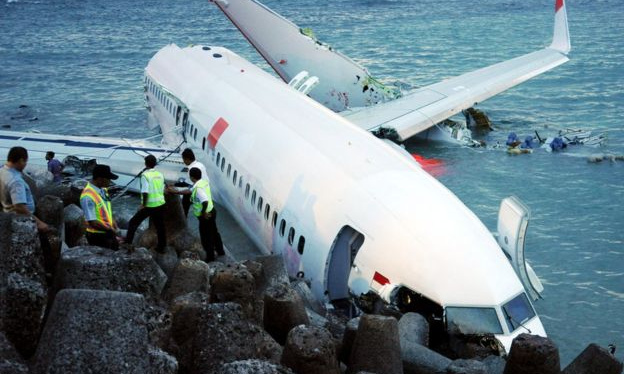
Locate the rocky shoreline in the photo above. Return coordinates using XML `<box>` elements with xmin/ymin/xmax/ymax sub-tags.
<box><xmin>0</xmin><ymin>168</ymin><xmax>622</xmax><ymax>374</ymax></box>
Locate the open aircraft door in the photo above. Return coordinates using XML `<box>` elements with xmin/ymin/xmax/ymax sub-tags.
<box><xmin>496</xmin><ymin>196</ymin><xmax>544</xmax><ymax>301</ymax></box>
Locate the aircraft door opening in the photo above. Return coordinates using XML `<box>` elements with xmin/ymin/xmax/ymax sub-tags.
<box><xmin>326</xmin><ymin>225</ymin><xmax>364</xmax><ymax>301</ymax></box>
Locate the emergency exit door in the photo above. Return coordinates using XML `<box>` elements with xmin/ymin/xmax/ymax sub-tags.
<box><xmin>326</xmin><ymin>225</ymin><xmax>364</xmax><ymax>301</ymax></box>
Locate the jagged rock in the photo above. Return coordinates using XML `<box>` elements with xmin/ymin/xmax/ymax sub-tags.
<box><xmin>37</xmin><ymin>183</ymin><xmax>73</xmax><ymax>206</ymax></box>
<box><xmin>0</xmin><ymin>331</ymin><xmax>28</xmax><ymax>374</ymax></box>
<box><xmin>31</xmin><ymin>289</ymin><xmax>151</xmax><ymax>374</ymax></box>
<box><xmin>0</xmin><ymin>213</ymin><xmax>47</xmax><ymax>358</ymax></box>
<box><xmin>503</xmin><ymin>333</ymin><xmax>560</xmax><ymax>374</ymax></box>
<box><xmin>144</xmin><ymin>303</ymin><xmax>172</xmax><ymax>352</ymax></box>
<box><xmin>263</xmin><ymin>283</ymin><xmax>310</xmax><ymax>344</ymax></box>
<box><xmin>340</xmin><ymin>317</ymin><xmax>360</xmax><ymax>364</ymax></box>
<box><xmin>151</xmin><ymin>246</ymin><xmax>179</xmax><ymax>278</ymax></box>
<box><xmin>448</xmin><ymin>333</ymin><xmax>504</xmax><ymax>359</ymax></box>
<box><xmin>291</xmin><ymin>280</ymin><xmax>326</xmax><ymax>316</ymax></box>
<box><xmin>138</xmin><ymin>194</ymin><xmax>203</xmax><ymax>257</ymax></box>
<box><xmin>562</xmin><ymin>343</ymin><xmax>623</xmax><ymax>374</ymax></box>
<box><xmin>481</xmin><ymin>355</ymin><xmax>506</xmax><ymax>374</ymax></box>
<box><xmin>63</xmin><ymin>204</ymin><xmax>85</xmax><ymax>247</ymax></box>
<box><xmin>69</xmin><ymin>179</ymin><xmax>87</xmax><ymax>206</ymax></box>
<box><xmin>162</xmin><ymin>258</ymin><xmax>210</xmax><ymax>302</ymax></box>
<box><xmin>23</xmin><ymin>166</ymin><xmax>51</xmax><ymax>192</ymax></box>
<box><xmin>170</xmin><ymin>291</ymin><xmax>210</xmax><ymax>347</ymax></box>
<box><xmin>35</xmin><ymin>195</ymin><xmax>64</xmax><ymax>232</ymax></box>
<box><xmin>2</xmin><ymin>273</ymin><xmax>46</xmax><ymax>358</ymax></box>
<box><xmin>401</xmin><ymin>340</ymin><xmax>451</xmax><ymax>374</ymax></box>
<box><xmin>211</xmin><ymin>263</ymin><xmax>256</xmax><ymax>319</ymax></box>
<box><xmin>254</xmin><ymin>255</ymin><xmax>290</xmax><ymax>294</ymax></box>
<box><xmin>0</xmin><ymin>213</ymin><xmax>45</xmax><ymax>283</ymax></box>
<box><xmin>241</xmin><ymin>259</ymin><xmax>264</xmax><ymax>293</ymax></box>
<box><xmin>348</xmin><ymin>314</ymin><xmax>403</xmax><ymax>374</ymax></box>
<box><xmin>216</xmin><ymin>359</ymin><xmax>295</xmax><ymax>374</ymax></box>
<box><xmin>399</xmin><ymin>312</ymin><xmax>429</xmax><ymax>348</ymax></box>
<box><xmin>147</xmin><ymin>345</ymin><xmax>178</xmax><ymax>374</ymax></box>
<box><xmin>281</xmin><ymin>325</ymin><xmax>340</xmax><ymax>374</ymax></box>
<box><xmin>55</xmin><ymin>245</ymin><xmax>167</xmax><ymax>301</ymax></box>
<box><xmin>181</xmin><ymin>302</ymin><xmax>282</xmax><ymax>373</ymax></box>
<box><xmin>446</xmin><ymin>358</ymin><xmax>488</xmax><ymax>374</ymax></box>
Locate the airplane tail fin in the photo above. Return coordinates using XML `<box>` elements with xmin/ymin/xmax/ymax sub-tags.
<box><xmin>550</xmin><ymin>0</ymin><xmax>571</xmax><ymax>54</ymax></box>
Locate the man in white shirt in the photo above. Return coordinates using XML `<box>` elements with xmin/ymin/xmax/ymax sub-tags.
<box><xmin>169</xmin><ymin>148</ymin><xmax>208</xmax><ymax>216</ymax></box>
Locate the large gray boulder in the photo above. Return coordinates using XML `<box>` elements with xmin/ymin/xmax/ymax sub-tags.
<box><xmin>401</xmin><ymin>341</ymin><xmax>452</xmax><ymax>374</ymax></box>
<box><xmin>37</xmin><ymin>182</ymin><xmax>74</xmax><ymax>206</ymax></box>
<box><xmin>35</xmin><ymin>195</ymin><xmax>64</xmax><ymax>233</ymax></box>
<box><xmin>0</xmin><ymin>331</ymin><xmax>28</xmax><ymax>374</ymax></box>
<box><xmin>0</xmin><ymin>213</ymin><xmax>47</xmax><ymax>358</ymax></box>
<box><xmin>281</xmin><ymin>325</ymin><xmax>341</xmax><ymax>374</ymax></box>
<box><xmin>446</xmin><ymin>359</ymin><xmax>488</xmax><ymax>374</ymax></box>
<box><xmin>162</xmin><ymin>258</ymin><xmax>210</xmax><ymax>302</ymax></box>
<box><xmin>562</xmin><ymin>343</ymin><xmax>623</xmax><ymax>374</ymax></box>
<box><xmin>503</xmin><ymin>334</ymin><xmax>560</xmax><ymax>374</ymax></box>
<box><xmin>3</xmin><ymin>273</ymin><xmax>46</xmax><ymax>358</ymax></box>
<box><xmin>348</xmin><ymin>314</ymin><xmax>403</xmax><ymax>374</ymax></box>
<box><xmin>216</xmin><ymin>359</ymin><xmax>295</xmax><ymax>374</ymax></box>
<box><xmin>32</xmin><ymin>289</ymin><xmax>151</xmax><ymax>373</ymax></box>
<box><xmin>253</xmin><ymin>255</ymin><xmax>290</xmax><ymax>294</ymax></box>
<box><xmin>211</xmin><ymin>263</ymin><xmax>257</xmax><ymax>319</ymax></box>
<box><xmin>55</xmin><ymin>246</ymin><xmax>167</xmax><ymax>301</ymax></box>
<box><xmin>63</xmin><ymin>204</ymin><xmax>85</xmax><ymax>247</ymax></box>
<box><xmin>138</xmin><ymin>193</ymin><xmax>204</xmax><ymax>257</ymax></box>
<box><xmin>263</xmin><ymin>283</ymin><xmax>310</xmax><ymax>344</ymax></box>
<box><xmin>399</xmin><ymin>312</ymin><xmax>429</xmax><ymax>347</ymax></box>
<box><xmin>181</xmin><ymin>302</ymin><xmax>282</xmax><ymax>373</ymax></box>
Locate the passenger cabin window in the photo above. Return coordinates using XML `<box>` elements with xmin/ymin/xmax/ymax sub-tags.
<box><xmin>279</xmin><ymin>219</ymin><xmax>286</xmax><ymax>237</ymax></box>
<box><xmin>220</xmin><ymin>158</ymin><xmax>225</xmax><ymax>172</ymax></box>
<box><xmin>257</xmin><ymin>197</ymin><xmax>263</xmax><ymax>213</ymax></box>
<box><xmin>232</xmin><ymin>170</ymin><xmax>237</xmax><ymax>185</ymax></box>
<box><xmin>264</xmin><ymin>204</ymin><xmax>270</xmax><ymax>220</ymax></box>
<box><xmin>238</xmin><ymin>177</ymin><xmax>243</xmax><ymax>189</ymax></box>
<box><xmin>272</xmin><ymin>212</ymin><xmax>278</xmax><ymax>227</ymax></box>
<box><xmin>216</xmin><ymin>152</ymin><xmax>221</xmax><ymax>165</ymax></box>
<box><xmin>194</xmin><ymin>128</ymin><xmax>198</xmax><ymax>140</ymax></box>
<box><xmin>297</xmin><ymin>236</ymin><xmax>305</xmax><ymax>254</ymax></box>
<box><xmin>227</xmin><ymin>164</ymin><xmax>231</xmax><ymax>177</ymax></box>
<box><xmin>288</xmin><ymin>227</ymin><xmax>295</xmax><ymax>245</ymax></box>
<box><xmin>202</xmin><ymin>138</ymin><xmax>206</xmax><ymax>150</ymax></box>
<box><xmin>251</xmin><ymin>190</ymin><xmax>256</xmax><ymax>205</ymax></box>
<box><xmin>245</xmin><ymin>183</ymin><xmax>250</xmax><ymax>199</ymax></box>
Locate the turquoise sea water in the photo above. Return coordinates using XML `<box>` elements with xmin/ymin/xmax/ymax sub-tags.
<box><xmin>1</xmin><ymin>0</ymin><xmax>622</xmax><ymax>365</ymax></box>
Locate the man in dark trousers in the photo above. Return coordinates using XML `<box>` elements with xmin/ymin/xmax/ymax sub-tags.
<box><xmin>125</xmin><ymin>155</ymin><xmax>167</xmax><ymax>252</ymax></box>
<box><xmin>80</xmin><ymin>164</ymin><xmax>121</xmax><ymax>250</ymax></box>
<box><xmin>189</xmin><ymin>167</ymin><xmax>224</xmax><ymax>262</ymax></box>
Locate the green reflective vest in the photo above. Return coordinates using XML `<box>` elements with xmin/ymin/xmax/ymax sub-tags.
<box><xmin>191</xmin><ymin>179</ymin><xmax>213</xmax><ymax>217</ymax></box>
<box><xmin>142</xmin><ymin>169</ymin><xmax>165</xmax><ymax>208</ymax></box>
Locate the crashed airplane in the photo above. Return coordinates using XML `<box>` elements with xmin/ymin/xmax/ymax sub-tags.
<box><xmin>0</xmin><ymin>0</ymin><xmax>570</xmax><ymax>352</ymax></box>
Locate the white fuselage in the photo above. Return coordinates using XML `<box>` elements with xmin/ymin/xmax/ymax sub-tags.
<box><xmin>144</xmin><ymin>44</ymin><xmax>545</xmax><ymax>349</ymax></box>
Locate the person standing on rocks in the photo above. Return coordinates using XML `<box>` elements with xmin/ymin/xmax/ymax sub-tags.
<box><xmin>124</xmin><ymin>155</ymin><xmax>167</xmax><ymax>252</ymax></box>
<box><xmin>45</xmin><ymin>151</ymin><xmax>64</xmax><ymax>183</ymax></box>
<box><xmin>169</xmin><ymin>148</ymin><xmax>208</xmax><ymax>217</ymax></box>
<box><xmin>80</xmin><ymin>164</ymin><xmax>121</xmax><ymax>250</ymax></box>
<box><xmin>188</xmin><ymin>167</ymin><xmax>224</xmax><ymax>262</ymax></box>
<box><xmin>0</xmin><ymin>146</ymin><xmax>49</xmax><ymax>232</ymax></box>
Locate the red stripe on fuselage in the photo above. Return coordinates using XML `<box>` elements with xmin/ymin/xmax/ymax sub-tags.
<box><xmin>555</xmin><ymin>0</ymin><xmax>563</xmax><ymax>12</ymax></box>
<box><xmin>208</xmin><ymin>117</ymin><xmax>229</xmax><ymax>149</ymax></box>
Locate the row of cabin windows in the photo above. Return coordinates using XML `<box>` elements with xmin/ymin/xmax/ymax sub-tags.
<box><xmin>145</xmin><ymin>78</ymin><xmax>176</xmax><ymax>117</ymax></box>
<box><xmin>214</xmin><ymin>151</ymin><xmax>305</xmax><ymax>255</ymax></box>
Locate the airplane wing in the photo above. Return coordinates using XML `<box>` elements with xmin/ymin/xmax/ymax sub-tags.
<box><xmin>210</xmin><ymin>0</ymin><xmax>400</xmax><ymax>112</ymax></box>
<box><xmin>211</xmin><ymin>0</ymin><xmax>571</xmax><ymax>141</ymax></box>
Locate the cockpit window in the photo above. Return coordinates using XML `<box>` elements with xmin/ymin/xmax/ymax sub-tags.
<box><xmin>502</xmin><ymin>292</ymin><xmax>536</xmax><ymax>332</ymax></box>
<box><xmin>445</xmin><ymin>306</ymin><xmax>503</xmax><ymax>335</ymax></box>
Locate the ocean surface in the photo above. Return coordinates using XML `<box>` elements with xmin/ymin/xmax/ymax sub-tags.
<box><xmin>1</xmin><ymin>0</ymin><xmax>622</xmax><ymax>365</ymax></box>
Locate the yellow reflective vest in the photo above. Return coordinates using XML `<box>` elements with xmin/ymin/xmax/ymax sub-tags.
<box><xmin>191</xmin><ymin>179</ymin><xmax>214</xmax><ymax>217</ymax></box>
<box><xmin>141</xmin><ymin>169</ymin><xmax>165</xmax><ymax>207</ymax></box>
<box><xmin>80</xmin><ymin>182</ymin><xmax>114</xmax><ymax>233</ymax></box>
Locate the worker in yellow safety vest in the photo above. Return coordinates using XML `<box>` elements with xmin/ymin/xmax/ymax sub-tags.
<box><xmin>80</xmin><ymin>164</ymin><xmax>121</xmax><ymax>250</ymax></box>
<box><xmin>189</xmin><ymin>166</ymin><xmax>224</xmax><ymax>262</ymax></box>
<box><xmin>125</xmin><ymin>155</ymin><xmax>167</xmax><ymax>252</ymax></box>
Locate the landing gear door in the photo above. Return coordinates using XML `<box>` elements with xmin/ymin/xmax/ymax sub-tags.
<box><xmin>497</xmin><ymin>196</ymin><xmax>544</xmax><ymax>301</ymax></box>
